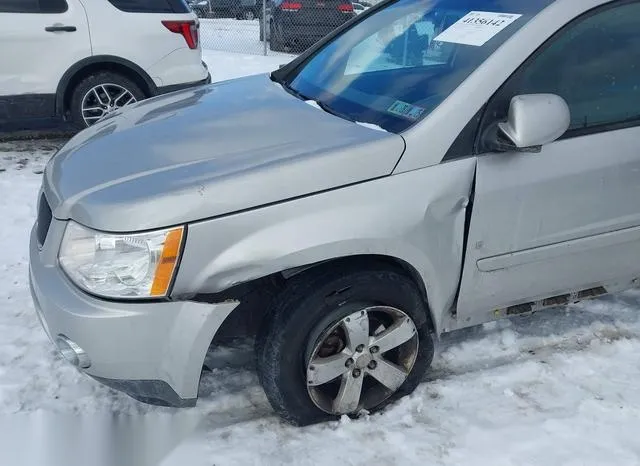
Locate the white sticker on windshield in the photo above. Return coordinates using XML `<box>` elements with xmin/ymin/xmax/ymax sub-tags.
<box><xmin>433</xmin><ymin>11</ymin><xmax>522</xmax><ymax>47</ymax></box>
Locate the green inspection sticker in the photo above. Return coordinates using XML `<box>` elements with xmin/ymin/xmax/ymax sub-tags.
<box><xmin>387</xmin><ymin>100</ymin><xmax>426</xmax><ymax>120</ymax></box>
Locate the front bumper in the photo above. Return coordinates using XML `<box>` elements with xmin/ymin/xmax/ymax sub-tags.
<box><xmin>29</xmin><ymin>217</ymin><xmax>238</xmax><ymax>407</ymax></box>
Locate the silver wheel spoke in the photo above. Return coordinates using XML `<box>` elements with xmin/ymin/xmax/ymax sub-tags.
<box><xmin>308</xmin><ymin>351</ymin><xmax>350</xmax><ymax>386</ymax></box>
<box><xmin>82</xmin><ymin>106</ymin><xmax>104</xmax><ymax>113</ymax></box>
<box><xmin>371</xmin><ymin>318</ymin><xmax>416</xmax><ymax>354</ymax></box>
<box><xmin>92</xmin><ymin>87</ymin><xmax>108</xmax><ymax>106</ymax></box>
<box><xmin>113</xmin><ymin>90</ymin><xmax>135</xmax><ymax>108</ymax></box>
<box><xmin>342</xmin><ymin>310</ymin><xmax>369</xmax><ymax>352</ymax></box>
<box><xmin>113</xmin><ymin>90</ymin><xmax>128</xmax><ymax>106</ymax></box>
<box><xmin>83</xmin><ymin>115</ymin><xmax>105</xmax><ymax>122</ymax></box>
<box><xmin>368</xmin><ymin>357</ymin><xmax>408</xmax><ymax>391</ymax></box>
<box><xmin>332</xmin><ymin>373</ymin><xmax>363</xmax><ymax>413</ymax></box>
<box><xmin>82</xmin><ymin>111</ymin><xmax>105</xmax><ymax>120</ymax></box>
<box><xmin>100</xmin><ymin>85</ymin><xmax>112</xmax><ymax>106</ymax></box>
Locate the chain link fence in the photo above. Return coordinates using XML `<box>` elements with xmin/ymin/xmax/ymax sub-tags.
<box><xmin>190</xmin><ymin>0</ymin><xmax>374</xmax><ymax>56</ymax></box>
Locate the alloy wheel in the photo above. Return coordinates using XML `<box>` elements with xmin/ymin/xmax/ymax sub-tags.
<box><xmin>306</xmin><ymin>306</ymin><xmax>419</xmax><ymax>415</ymax></box>
<box><xmin>81</xmin><ymin>83</ymin><xmax>137</xmax><ymax>126</ymax></box>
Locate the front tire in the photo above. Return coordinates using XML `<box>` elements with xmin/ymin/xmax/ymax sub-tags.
<box><xmin>69</xmin><ymin>71</ymin><xmax>145</xmax><ymax>129</ymax></box>
<box><xmin>255</xmin><ymin>263</ymin><xmax>435</xmax><ymax>426</ymax></box>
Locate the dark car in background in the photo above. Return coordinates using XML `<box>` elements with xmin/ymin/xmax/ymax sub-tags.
<box><xmin>188</xmin><ymin>0</ymin><xmax>259</xmax><ymax>20</ymax></box>
<box><xmin>187</xmin><ymin>0</ymin><xmax>211</xmax><ymax>16</ymax></box>
<box><xmin>260</xmin><ymin>0</ymin><xmax>356</xmax><ymax>52</ymax></box>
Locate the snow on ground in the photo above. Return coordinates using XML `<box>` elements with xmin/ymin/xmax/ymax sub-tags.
<box><xmin>200</xmin><ymin>18</ymin><xmax>296</xmax><ymax>57</ymax></box>
<box><xmin>2</xmin><ymin>51</ymin><xmax>640</xmax><ymax>465</ymax></box>
<box><xmin>203</xmin><ymin>49</ymin><xmax>295</xmax><ymax>82</ymax></box>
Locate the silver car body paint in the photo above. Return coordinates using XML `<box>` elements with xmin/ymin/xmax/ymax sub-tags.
<box><xmin>29</xmin><ymin>218</ymin><xmax>238</xmax><ymax>403</ymax></box>
<box><xmin>44</xmin><ymin>75</ymin><xmax>405</xmax><ymax>232</ymax></box>
<box><xmin>173</xmin><ymin>158</ymin><xmax>477</xmax><ymax>335</ymax></box>
<box><xmin>457</xmin><ymin>125</ymin><xmax>640</xmax><ymax>327</ymax></box>
<box><xmin>30</xmin><ymin>0</ymin><xmax>638</xmax><ymax>405</ymax></box>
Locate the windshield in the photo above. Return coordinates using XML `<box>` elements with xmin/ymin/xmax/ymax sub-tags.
<box><xmin>282</xmin><ymin>0</ymin><xmax>554</xmax><ymax>133</ymax></box>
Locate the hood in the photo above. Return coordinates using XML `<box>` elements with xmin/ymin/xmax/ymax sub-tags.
<box><xmin>44</xmin><ymin>74</ymin><xmax>405</xmax><ymax>232</ymax></box>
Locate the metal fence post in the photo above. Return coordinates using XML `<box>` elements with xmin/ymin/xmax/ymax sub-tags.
<box><xmin>262</xmin><ymin>0</ymin><xmax>268</xmax><ymax>55</ymax></box>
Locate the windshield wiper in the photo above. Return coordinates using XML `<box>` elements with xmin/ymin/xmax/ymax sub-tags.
<box><xmin>313</xmin><ymin>100</ymin><xmax>355</xmax><ymax>123</ymax></box>
<box><xmin>276</xmin><ymin>78</ymin><xmax>309</xmax><ymax>101</ymax></box>
<box><xmin>275</xmin><ymin>78</ymin><xmax>355</xmax><ymax>123</ymax></box>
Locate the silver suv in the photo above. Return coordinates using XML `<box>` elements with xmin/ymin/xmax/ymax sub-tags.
<box><xmin>29</xmin><ymin>0</ymin><xmax>640</xmax><ymax>425</ymax></box>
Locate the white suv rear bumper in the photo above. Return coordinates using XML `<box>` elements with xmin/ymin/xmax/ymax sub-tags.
<box><xmin>148</xmin><ymin>49</ymin><xmax>210</xmax><ymax>88</ymax></box>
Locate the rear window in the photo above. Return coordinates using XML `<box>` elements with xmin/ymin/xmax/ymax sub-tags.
<box><xmin>106</xmin><ymin>0</ymin><xmax>190</xmax><ymax>13</ymax></box>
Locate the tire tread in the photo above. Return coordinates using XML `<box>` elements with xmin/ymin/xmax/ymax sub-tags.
<box><xmin>255</xmin><ymin>261</ymin><xmax>434</xmax><ymax>426</ymax></box>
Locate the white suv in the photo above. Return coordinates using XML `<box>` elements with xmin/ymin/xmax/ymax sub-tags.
<box><xmin>0</xmin><ymin>0</ymin><xmax>210</xmax><ymax>132</ymax></box>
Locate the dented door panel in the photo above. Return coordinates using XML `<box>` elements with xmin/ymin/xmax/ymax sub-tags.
<box><xmin>456</xmin><ymin>125</ymin><xmax>640</xmax><ymax>328</ymax></box>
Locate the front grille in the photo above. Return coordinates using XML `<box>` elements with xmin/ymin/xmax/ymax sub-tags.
<box><xmin>36</xmin><ymin>193</ymin><xmax>52</xmax><ymax>247</ymax></box>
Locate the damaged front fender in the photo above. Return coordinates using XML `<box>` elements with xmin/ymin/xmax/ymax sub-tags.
<box><xmin>172</xmin><ymin>158</ymin><xmax>477</xmax><ymax>336</ymax></box>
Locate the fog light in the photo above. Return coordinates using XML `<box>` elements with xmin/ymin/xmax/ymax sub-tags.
<box><xmin>56</xmin><ymin>335</ymin><xmax>91</xmax><ymax>369</ymax></box>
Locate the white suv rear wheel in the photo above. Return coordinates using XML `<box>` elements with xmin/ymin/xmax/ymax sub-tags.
<box><xmin>69</xmin><ymin>71</ymin><xmax>145</xmax><ymax>128</ymax></box>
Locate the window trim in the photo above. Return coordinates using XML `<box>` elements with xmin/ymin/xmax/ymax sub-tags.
<box><xmin>105</xmin><ymin>0</ymin><xmax>189</xmax><ymax>13</ymax></box>
<box><xmin>0</xmin><ymin>0</ymin><xmax>69</xmax><ymax>13</ymax></box>
<box><xmin>473</xmin><ymin>0</ymin><xmax>640</xmax><ymax>155</ymax></box>
<box><xmin>441</xmin><ymin>105</ymin><xmax>485</xmax><ymax>162</ymax></box>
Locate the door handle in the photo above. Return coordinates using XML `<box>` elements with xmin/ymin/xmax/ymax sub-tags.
<box><xmin>45</xmin><ymin>25</ymin><xmax>77</xmax><ymax>32</ymax></box>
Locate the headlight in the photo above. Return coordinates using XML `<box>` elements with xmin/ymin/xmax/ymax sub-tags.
<box><xmin>59</xmin><ymin>221</ymin><xmax>185</xmax><ymax>299</ymax></box>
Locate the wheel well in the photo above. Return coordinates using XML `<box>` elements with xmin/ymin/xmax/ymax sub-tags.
<box><xmin>60</xmin><ymin>62</ymin><xmax>153</xmax><ymax>117</ymax></box>
<box><xmin>200</xmin><ymin>254</ymin><xmax>433</xmax><ymax>344</ymax></box>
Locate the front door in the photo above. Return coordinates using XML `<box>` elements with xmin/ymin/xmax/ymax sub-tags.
<box><xmin>456</xmin><ymin>0</ymin><xmax>640</xmax><ymax>325</ymax></box>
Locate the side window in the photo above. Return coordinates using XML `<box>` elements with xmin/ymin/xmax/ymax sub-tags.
<box><xmin>40</xmin><ymin>0</ymin><xmax>68</xmax><ymax>13</ymax></box>
<box><xmin>0</xmin><ymin>0</ymin><xmax>67</xmax><ymax>13</ymax></box>
<box><xmin>106</xmin><ymin>0</ymin><xmax>189</xmax><ymax>13</ymax></box>
<box><xmin>481</xmin><ymin>1</ymin><xmax>640</xmax><ymax>147</ymax></box>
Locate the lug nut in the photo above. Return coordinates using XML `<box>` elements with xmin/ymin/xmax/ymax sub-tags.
<box><xmin>367</xmin><ymin>360</ymin><xmax>377</xmax><ymax>370</ymax></box>
<box><xmin>370</xmin><ymin>346</ymin><xmax>379</xmax><ymax>354</ymax></box>
<box><xmin>345</xmin><ymin>358</ymin><xmax>354</xmax><ymax>368</ymax></box>
<box><xmin>352</xmin><ymin>369</ymin><xmax>361</xmax><ymax>378</ymax></box>
<box><xmin>356</xmin><ymin>344</ymin><xmax>365</xmax><ymax>352</ymax></box>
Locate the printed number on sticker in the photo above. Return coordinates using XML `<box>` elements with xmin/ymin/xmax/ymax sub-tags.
<box><xmin>433</xmin><ymin>11</ymin><xmax>522</xmax><ymax>47</ymax></box>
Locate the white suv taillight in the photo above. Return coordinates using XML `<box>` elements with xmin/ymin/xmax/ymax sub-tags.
<box><xmin>162</xmin><ymin>20</ymin><xmax>199</xmax><ymax>49</ymax></box>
